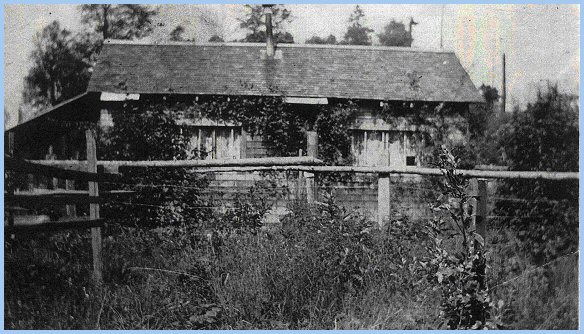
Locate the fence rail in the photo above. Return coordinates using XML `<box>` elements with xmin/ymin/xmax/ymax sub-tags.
<box><xmin>22</xmin><ymin>158</ymin><xmax>579</xmax><ymax>180</ymax></box>
<box><xmin>5</xmin><ymin>130</ymin><xmax>106</xmax><ymax>286</ymax></box>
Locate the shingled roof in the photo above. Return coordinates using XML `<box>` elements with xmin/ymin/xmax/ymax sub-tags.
<box><xmin>88</xmin><ymin>40</ymin><xmax>483</xmax><ymax>103</ymax></box>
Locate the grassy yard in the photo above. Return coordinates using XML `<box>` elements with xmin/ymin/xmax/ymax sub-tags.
<box><xmin>4</xmin><ymin>196</ymin><xmax>578</xmax><ymax>329</ymax></box>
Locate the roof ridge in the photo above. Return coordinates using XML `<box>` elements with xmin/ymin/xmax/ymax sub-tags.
<box><xmin>104</xmin><ymin>39</ymin><xmax>454</xmax><ymax>54</ymax></box>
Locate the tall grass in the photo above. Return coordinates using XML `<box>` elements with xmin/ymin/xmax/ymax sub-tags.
<box><xmin>4</xmin><ymin>194</ymin><xmax>578</xmax><ymax>329</ymax></box>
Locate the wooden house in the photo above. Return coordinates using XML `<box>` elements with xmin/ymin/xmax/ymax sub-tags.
<box><xmin>8</xmin><ymin>38</ymin><xmax>482</xmax><ymax>166</ymax></box>
<box><xmin>5</xmin><ymin>23</ymin><xmax>485</xmax><ymax>223</ymax></box>
<box><xmin>8</xmin><ymin>4</ymin><xmax>482</xmax><ymax>167</ymax></box>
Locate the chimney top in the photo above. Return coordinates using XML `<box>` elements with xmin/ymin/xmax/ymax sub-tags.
<box><xmin>264</xmin><ymin>4</ymin><xmax>275</xmax><ymax>58</ymax></box>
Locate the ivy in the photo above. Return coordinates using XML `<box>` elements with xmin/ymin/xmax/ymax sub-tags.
<box><xmin>99</xmin><ymin>97</ymin><xmax>469</xmax><ymax>169</ymax></box>
<box><xmin>153</xmin><ymin>96</ymin><xmax>359</xmax><ymax>165</ymax></box>
<box><xmin>375</xmin><ymin>101</ymin><xmax>473</xmax><ymax>168</ymax></box>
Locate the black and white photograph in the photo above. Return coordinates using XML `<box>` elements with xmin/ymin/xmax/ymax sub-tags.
<box><xmin>3</xmin><ymin>3</ymin><xmax>579</xmax><ymax>329</ymax></box>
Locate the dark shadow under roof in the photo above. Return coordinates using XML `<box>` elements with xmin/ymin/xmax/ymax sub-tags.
<box><xmin>88</xmin><ymin>40</ymin><xmax>484</xmax><ymax>103</ymax></box>
<box><xmin>5</xmin><ymin>92</ymin><xmax>101</xmax><ymax>151</ymax></box>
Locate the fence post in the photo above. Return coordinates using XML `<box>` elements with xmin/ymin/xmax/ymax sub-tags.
<box><xmin>378</xmin><ymin>172</ymin><xmax>390</xmax><ymax>227</ymax></box>
<box><xmin>305</xmin><ymin>131</ymin><xmax>318</xmax><ymax>203</ymax></box>
<box><xmin>86</xmin><ymin>129</ymin><xmax>103</xmax><ymax>287</ymax></box>
<box><xmin>65</xmin><ymin>152</ymin><xmax>78</xmax><ymax>218</ymax></box>
<box><xmin>240</xmin><ymin>129</ymin><xmax>247</xmax><ymax>159</ymax></box>
<box><xmin>8</xmin><ymin>132</ymin><xmax>15</xmax><ymax>240</ymax></box>
<box><xmin>475</xmin><ymin>178</ymin><xmax>488</xmax><ymax>244</ymax></box>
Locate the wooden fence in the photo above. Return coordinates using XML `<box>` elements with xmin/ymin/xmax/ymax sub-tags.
<box><xmin>5</xmin><ymin>134</ymin><xmax>579</xmax><ymax>286</ymax></box>
<box><xmin>5</xmin><ymin>130</ymin><xmax>128</xmax><ymax>285</ymax></box>
<box><xmin>11</xmin><ymin>158</ymin><xmax>579</xmax><ymax>226</ymax></box>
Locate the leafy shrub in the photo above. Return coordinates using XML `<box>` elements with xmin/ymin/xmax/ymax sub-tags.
<box><xmin>215</xmin><ymin>176</ymin><xmax>282</xmax><ymax>233</ymax></box>
<box><xmin>212</xmin><ymin>194</ymin><xmax>374</xmax><ymax>328</ymax></box>
<box><xmin>97</xmin><ymin>101</ymin><xmax>213</xmax><ymax>228</ymax></box>
<box><xmin>495</xmin><ymin>86</ymin><xmax>578</xmax><ymax>264</ymax></box>
<box><xmin>422</xmin><ymin>147</ymin><xmax>496</xmax><ymax>329</ymax></box>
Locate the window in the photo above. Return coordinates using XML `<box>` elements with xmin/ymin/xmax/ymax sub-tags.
<box><xmin>406</xmin><ymin>156</ymin><xmax>416</xmax><ymax>166</ymax></box>
<box><xmin>187</xmin><ymin>127</ymin><xmax>242</xmax><ymax>160</ymax></box>
<box><xmin>351</xmin><ymin>130</ymin><xmax>418</xmax><ymax>167</ymax></box>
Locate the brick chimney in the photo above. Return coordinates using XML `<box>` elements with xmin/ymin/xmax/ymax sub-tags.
<box><xmin>263</xmin><ymin>4</ymin><xmax>275</xmax><ymax>57</ymax></box>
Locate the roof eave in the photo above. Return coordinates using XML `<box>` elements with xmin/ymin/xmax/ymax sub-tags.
<box><xmin>87</xmin><ymin>89</ymin><xmax>484</xmax><ymax>104</ymax></box>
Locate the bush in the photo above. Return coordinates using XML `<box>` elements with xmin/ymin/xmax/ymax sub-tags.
<box><xmin>495</xmin><ymin>85</ymin><xmax>578</xmax><ymax>264</ymax></box>
<box><xmin>212</xmin><ymin>194</ymin><xmax>374</xmax><ymax>328</ymax></box>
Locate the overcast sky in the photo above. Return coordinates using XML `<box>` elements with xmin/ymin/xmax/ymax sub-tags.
<box><xmin>4</xmin><ymin>4</ymin><xmax>580</xmax><ymax>128</ymax></box>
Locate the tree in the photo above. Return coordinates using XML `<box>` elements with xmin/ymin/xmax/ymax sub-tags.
<box><xmin>495</xmin><ymin>85</ymin><xmax>578</xmax><ymax>264</ymax></box>
<box><xmin>170</xmin><ymin>25</ymin><xmax>186</xmax><ymax>41</ymax></box>
<box><xmin>208</xmin><ymin>35</ymin><xmax>224</xmax><ymax>42</ymax></box>
<box><xmin>22</xmin><ymin>21</ymin><xmax>94</xmax><ymax>111</ymax></box>
<box><xmin>342</xmin><ymin>5</ymin><xmax>374</xmax><ymax>45</ymax></box>
<box><xmin>479</xmin><ymin>84</ymin><xmax>500</xmax><ymax>108</ymax></box>
<box><xmin>80</xmin><ymin>4</ymin><xmax>158</xmax><ymax>40</ymax></box>
<box><xmin>20</xmin><ymin>5</ymin><xmax>159</xmax><ymax>123</ymax></box>
<box><xmin>238</xmin><ymin>5</ymin><xmax>294</xmax><ymax>43</ymax></box>
<box><xmin>378</xmin><ymin>19</ymin><xmax>416</xmax><ymax>47</ymax></box>
<box><xmin>469</xmin><ymin>84</ymin><xmax>500</xmax><ymax>139</ymax></box>
<box><xmin>305</xmin><ymin>35</ymin><xmax>337</xmax><ymax>45</ymax></box>
<box><xmin>465</xmin><ymin>84</ymin><xmax>507</xmax><ymax>165</ymax></box>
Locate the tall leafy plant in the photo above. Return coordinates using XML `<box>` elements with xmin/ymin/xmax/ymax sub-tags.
<box><xmin>423</xmin><ymin>147</ymin><xmax>496</xmax><ymax>329</ymax></box>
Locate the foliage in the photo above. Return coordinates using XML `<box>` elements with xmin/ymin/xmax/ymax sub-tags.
<box><xmin>171</xmin><ymin>97</ymin><xmax>357</xmax><ymax>165</ymax></box>
<box><xmin>464</xmin><ymin>84</ymin><xmax>508</xmax><ymax>165</ymax></box>
<box><xmin>238</xmin><ymin>5</ymin><xmax>294</xmax><ymax>43</ymax></box>
<box><xmin>6</xmin><ymin>158</ymin><xmax>578</xmax><ymax>329</ymax></box>
<box><xmin>375</xmin><ymin>101</ymin><xmax>472</xmax><ymax>168</ymax></box>
<box><xmin>467</xmin><ymin>86</ymin><xmax>497</xmax><ymax>140</ymax></box>
<box><xmin>213</xmin><ymin>195</ymin><xmax>374</xmax><ymax>327</ymax></box>
<box><xmin>342</xmin><ymin>5</ymin><xmax>374</xmax><ymax>45</ymax></box>
<box><xmin>22</xmin><ymin>21</ymin><xmax>96</xmax><ymax>116</ymax></box>
<box><xmin>305</xmin><ymin>35</ymin><xmax>337</xmax><ymax>45</ymax></box>
<box><xmin>422</xmin><ymin>147</ymin><xmax>496</xmax><ymax>329</ymax></box>
<box><xmin>377</xmin><ymin>19</ymin><xmax>415</xmax><ymax>47</ymax></box>
<box><xmin>487</xmin><ymin>228</ymin><xmax>578</xmax><ymax>329</ymax></box>
<box><xmin>495</xmin><ymin>85</ymin><xmax>578</xmax><ymax>264</ymax></box>
<box><xmin>80</xmin><ymin>4</ymin><xmax>158</xmax><ymax>40</ymax></box>
<box><xmin>97</xmin><ymin>101</ymin><xmax>212</xmax><ymax>228</ymax></box>
<box><xmin>314</xmin><ymin>101</ymin><xmax>359</xmax><ymax>165</ymax></box>
<box><xmin>501</xmin><ymin>86</ymin><xmax>578</xmax><ymax>173</ymax></box>
<box><xmin>216</xmin><ymin>177</ymin><xmax>282</xmax><ymax>233</ymax></box>
<box><xmin>183</xmin><ymin>96</ymin><xmax>305</xmax><ymax>157</ymax></box>
<box><xmin>208</xmin><ymin>35</ymin><xmax>225</xmax><ymax>42</ymax></box>
<box><xmin>169</xmin><ymin>25</ymin><xmax>187</xmax><ymax>41</ymax></box>
<box><xmin>21</xmin><ymin>5</ymin><xmax>158</xmax><ymax>124</ymax></box>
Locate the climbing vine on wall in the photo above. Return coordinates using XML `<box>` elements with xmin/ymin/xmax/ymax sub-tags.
<box><xmin>150</xmin><ymin>96</ymin><xmax>359</xmax><ymax>165</ymax></box>
<box><xmin>100</xmin><ymin>97</ymin><xmax>470</xmax><ymax>168</ymax></box>
<box><xmin>375</xmin><ymin>101</ymin><xmax>472</xmax><ymax>168</ymax></box>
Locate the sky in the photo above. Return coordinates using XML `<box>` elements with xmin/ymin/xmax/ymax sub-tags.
<box><xmin>4</xmin><ymin>4</ymin><xmax>580</xmax><ymax>128</ymax></box>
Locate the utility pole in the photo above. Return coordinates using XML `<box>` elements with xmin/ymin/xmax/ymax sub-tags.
<box><xmin>501</xmin><ymin>53</ymin><xmax>506</xmax><ymax>114</ymax></box>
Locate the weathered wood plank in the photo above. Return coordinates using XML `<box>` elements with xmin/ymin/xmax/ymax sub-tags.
<box><xmin>21</xmin><ymin>158</ymin><xmax>578</xmax><ymax>180</ymax></box>
<box><xmin>5</xmin><ymin>156</ymin><xmax>128</xmax><ymax>183</ymax></box>
<box><xmin>192</xmin><ymin>166</ymin><xmax>579</xmax><ymax>180</ymax></box>
<box><xmin>6</xmin><ymin>218</ymin><xmax>106</xmax><ymax>233</ymax></box>
<box><xmin>7</xmin><ymin>194</ymin><xmax>101</xmax><ymax>206</ymax></box>
<box><xmin>5</xmin><ymin>190</ymin><xmax>134</xmax><ymax>208</ymax></box>
<box><xmin>86</xmin><ymin>129</ymin><xmax>103</xmax><ymax>286</ymax></box>
<box><xmin>475</xmin><ymin>179</ymin><xmax>488</xmax><ymax>241</ymax></box>
<box><xmin>28</xmin><ymin>156</ymin><xmax>324</xmax><ymax>169</ymax></box>
<box><xmin>377</xmin><ymin>173</ymin><xmax>390</xmax><ymax>226</ymax></box>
